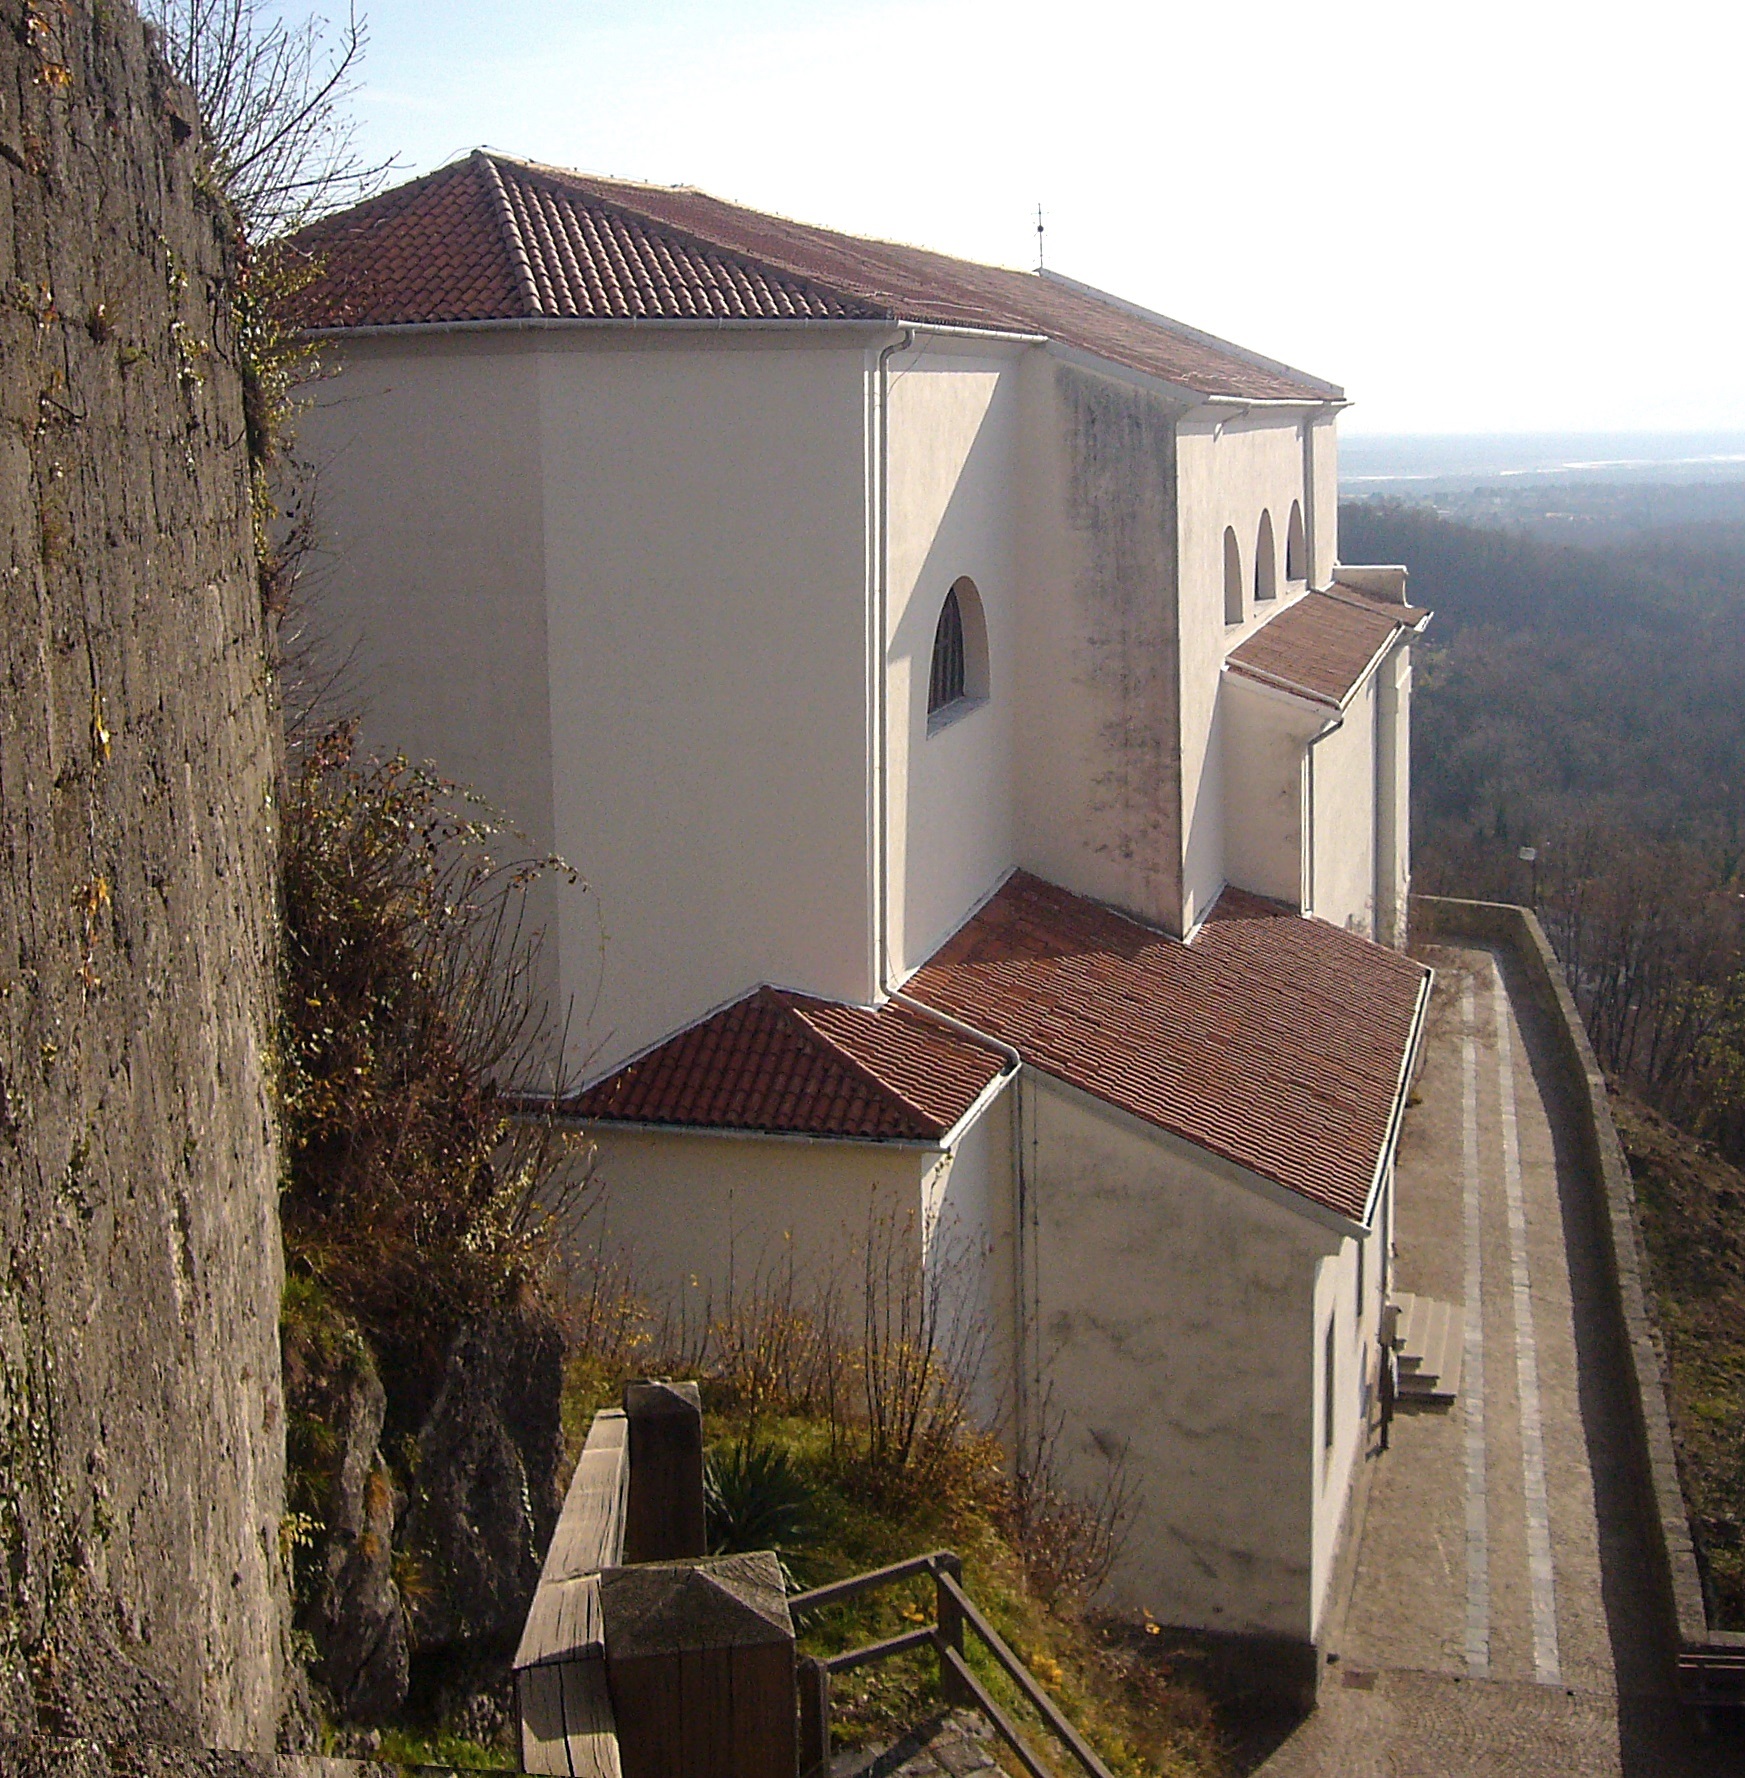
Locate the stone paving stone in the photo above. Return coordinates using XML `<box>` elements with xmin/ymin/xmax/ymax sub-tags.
<box><xmin>831</xmin><ymin>1710</ymin><xmax>997</xmax><ymax>1777</ymax></box>
<box><xmin>1259</xmin><ymin>945</ymin><xmax>1745</xmax><ymax>1776</ymax></box>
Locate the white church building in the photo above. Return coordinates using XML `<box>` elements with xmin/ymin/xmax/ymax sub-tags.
<box><xmin>289</xmin><ymin>152</ymin><xmax>1433</xmax><ymax>1691</ymax></box>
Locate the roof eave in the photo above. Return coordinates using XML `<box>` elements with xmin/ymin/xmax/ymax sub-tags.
<box><xmin>532</xmin><ymin>1111</ymin><xmax>951</xmax><ymax>1151</ymax></box>
<box><xmin>1361</xmin><ymin>963</ymin><xmax>1436</xmax><ymax>1230</ymax></box>
<box><xmin>299</xmin><ymin>315</ymin><xmax>905</xmax><ymax>342</ymax></box>
<box><xmin>1042</xmin><ymin>338</ymin><xmax>1244</xmax><ymax>411</ymax></box>
<box><xmin>1222</xmin><ymin>660</ymin><xmax>1343</xmax><ymax>715</ymax></box>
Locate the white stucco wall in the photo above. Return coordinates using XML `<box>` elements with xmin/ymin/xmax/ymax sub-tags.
<box><xmin>1304</xmin><ymin>412</ymin><xmax>1340</xmax><ymax>589</ymax></box>
<box><xmin>1013</xmin><ymin>356</ymin><xmax>1184</xmax><ymax>934</ymax></box>
<box><xmin>1374</xmin><ymin>643</ymin><xmax>1413</xmax><ymax>948</ymax></box>
<box><xmin>1177</xmin><ymin>415</ymin><xmax>1317</xmax><ymax>932</ymax></box>
<box><xmin>298</xmin><ymin>336</ymin><xmax>558</xmax><ymax>905</ymax></box>
<box><xmin>922</xmin><ymin>1099</ymin><xmax>1016</xmax><ymax>1427</ymax></box>
<box><xmin>1309</xmin><ymin>672</ymin><xmax>1379</xmax><ymax>936</ymax></box>
<box><xmin>1023</xmin><ymin>1073</ymin><xmax>1349</xmax><ymax>1641</ymax></box>
<box><xmin>539</xmin><ymin>339</ymin><xmax>879</xmax><ymax>1075</ymax></box>
<box><xmin>886</xmin><ymin>342</ymin><xmax>1021</xmax><ymax>976</ymax></box>
<box><xmin>301</xmin><ymin>331</ymin><xmax>882</xmax><ymax>1081</ymax></box>
<box><xmin>574</xmin><ymin>1104</ymin><xmax>1015</xmax><ymax>1430</ymax></box>
<box><xmin>573</xmin><ymin>1128</ymin><xmax>932</xmax><ymax>1320</ymax></box>
<box><xmin>1220</xmin><ymin>676</ymin><xmax>1316</xmax><ymax>908</ymax></box>
<box><xmin>1308</xmin><ymin>1184</ymin><xmax>1389</xmax><ymax>1635</ymax></box>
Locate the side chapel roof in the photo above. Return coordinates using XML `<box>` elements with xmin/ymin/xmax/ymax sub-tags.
<box><xmin>1228</xmin><ymin>584</ymin><xmax>1431</xmax><ymax>709</ymax></box>
<box><xmin>576</xmin><ymin>874</ymin><xmax>1430</xmax><ymax>1224</ymax></box>
<box><xmin>566</xmin><ymin>985</ymin><xmax>1007</xmax><ymax>1144</ymax></box>
<box><xmin>283</xmin><ymin>151</ymin><xmax>1344</xmax><ymax>404</ymax></box>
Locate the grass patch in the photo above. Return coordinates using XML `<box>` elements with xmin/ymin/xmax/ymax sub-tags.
<box><xmin>373</xmin><ymin>1726</ymin><xmax>514</xmax><ymax>1770</ymax></box>
<box><xmin>575</xmin><ymin>1391</ymin><xmax>1225</xmax><ymax>1777</ymax></box>
<box><xmin>1614</xmin><ymin>1092</ymin><xmax>1745</xmax><ymax>1628</ymax></box>
<box><xmin>557</xmin><ymin>1234</ymin><xmax>1225</xmax><ymax>1773</ymax></box>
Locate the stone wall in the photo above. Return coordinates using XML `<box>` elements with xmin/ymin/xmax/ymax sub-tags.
<box><xmin>0</xmin><ymin>0</ymin><xmax>285</xmax><ymax>1750</ymax></box>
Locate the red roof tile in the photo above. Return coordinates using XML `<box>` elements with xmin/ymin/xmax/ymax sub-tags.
<box><xmin>569</xmin><ymin>986</ymin><xmax>1006</xmax><ymax>1143</ymax></box>
<box><xmin>1227</xmin><ymin>587</ymin><xmax>1427</xmax><ymax>709</ymax></box>
<box><xmin>904</xmin><ymin>874</ymin><xmax>1429</xmax><ymax>1221</ymax></box>
<box><xmin>284</xmin><ymin>153</ymin><xmax>1342</xmax><ymax>403</ymax></box>
<box><xmin>283</xmin><ymin>155</ymin><xmax>878</xmax><ymax>329</ymax></box>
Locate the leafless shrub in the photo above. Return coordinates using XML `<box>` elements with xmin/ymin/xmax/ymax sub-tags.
<box><xmin>999</xmin><ymin>1390</ymin><xmax>1136</xmax><ymax>1610</ymax></box>
<box><xmin>702</xmin><ymin>1243</ymin><xmax>852</xmax><ymax>1432</ymax></box>
<box><xmin>563</xmin><ymin>1242</ymin><xmax>655</xmax><ymax>1381</ymax></box>
<box><xmin>564</xmin><ymin>1208</ymin><xmax>989</xmax><ymax>1494</ymax></box>
<box><xmin>858</xmin><ymin>1209</ymin><xmax>987</xmax><ymax>1496</ymax></box>
<box><xmin>280</xmin><ymin>721</ymin><xmax>591</xmax><ymax>1424</ymax></box>
<box><xmin>144</xmin><ymin>0</ymin><xmax>394</xmax><ymax>239</ymax></box>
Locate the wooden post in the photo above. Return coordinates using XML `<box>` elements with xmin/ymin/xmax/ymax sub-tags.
<box><xmin>934</xmin><ymin>1552</ymin><xmax>972</xmax><ymax>1706</ymax></box>
<box><xmin>796</xmin><ymin>1653</ymin><xmax>830</xmax><ymax>1777</ymax></box>
<box><xmin>623</xmin><ymin>1379</ymin><xmax>706</xmax><ymax>1562</ymax></box>
<box><xmin>600</xmin><ymin>1552</ymin><xmax>796</xmax><ymax>1778</ymax></box>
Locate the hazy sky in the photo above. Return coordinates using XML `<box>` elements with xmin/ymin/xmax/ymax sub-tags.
<box><xmin>338</xmin><ymin>0</ymin><xmax>1743</xmax><ymax>435</ymax></box>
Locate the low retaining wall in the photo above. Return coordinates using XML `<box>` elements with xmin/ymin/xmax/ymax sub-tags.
<box><xmin>1413</xmin><ymin>896</ymin><xmax>1745</xmax><ymax>1705</ymax></box>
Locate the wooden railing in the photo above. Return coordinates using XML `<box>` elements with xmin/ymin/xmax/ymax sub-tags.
<box><xmin>788</xmin><ymin>1551</ymin><xmax>1115</xmax><ymax>1778</ymax></box>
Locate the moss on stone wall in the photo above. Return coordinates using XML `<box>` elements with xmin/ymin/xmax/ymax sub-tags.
<box><xmin>0</xmin><ymin>0</ymin><xmax>285</xmax><ymax>1748</ymax></box>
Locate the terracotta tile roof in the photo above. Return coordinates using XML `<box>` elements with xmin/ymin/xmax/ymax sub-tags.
<box><xmin>1227</xmin><ymin>586</ymin><xmax>1428</xmax><ymax>709</ymax></box>
<box><xmin>282</xmin><ymin>155</ymin><xmax>879</xmax><ymax>328</ymax></box>
<box><xmin>905</xmin><ymin>873</ymin><xmax>1430</xmax><ymax>1222</ymax></box>
<box><xmin>284</xmin><ymin>152</ymin><xmax>1342</xmax><ymax>402</ymax></box>
<box><xmin>569</xmin><ymin>986</ymin><xmax>1006</xmax><ymax>1143</ymax></box>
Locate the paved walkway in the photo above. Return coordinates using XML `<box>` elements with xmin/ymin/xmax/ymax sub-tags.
<box><xmin>1256</xmin><ymin>944</ymin><xmax>1744</xmax><ymax>1776</ymax></box>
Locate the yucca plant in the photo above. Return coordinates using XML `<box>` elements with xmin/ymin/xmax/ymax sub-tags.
<box><xmin>704</xmin><ymin>1437</ymin><xmax>817</xmax><ymax>1589</ymax></box>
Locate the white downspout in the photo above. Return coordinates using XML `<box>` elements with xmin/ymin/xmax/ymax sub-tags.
<box><xmin>874</xmin><ymin>328</ymin><xmax>914</xmax><ymax>999</ymax></box>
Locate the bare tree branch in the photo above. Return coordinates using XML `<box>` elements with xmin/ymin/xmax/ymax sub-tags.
<box><xmin>143</xmin><ymin>0</ymin><xmax>396</xmax><ymax>238</ymax></box>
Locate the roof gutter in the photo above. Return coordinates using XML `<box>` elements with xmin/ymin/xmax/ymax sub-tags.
<box><xmin>892</xmin><ymin>990</ymin><xmax>1023</xmax><ymax>1116</ymax></box>
<box><xmin>536</xmin><ymin>1112</ymin><xmax>954</xmax><ymax>1152</ymax></box>
<box><xmin>1187</xmin><ymin>395</ymin><xmax>1352</xmax><ymax>415</ymax></box>
<box><xmin>302</xmin><ymin>315</ymin><xmax>905</xmax><ymax>341</ymax></box>
<box><xmin>303</xmin><ymin>316</ymin><xmax>1051</xmax><ymax>346</ymax></box>
<box><xmin>1362</xmin><ymin>964</ymin><xmax>1435</xmax><ymax>1231</ymax></box>
<box><xmin>897</xmin><ymin>322</ymin><xmax>1049</xmax><ymax>348</ymax></box>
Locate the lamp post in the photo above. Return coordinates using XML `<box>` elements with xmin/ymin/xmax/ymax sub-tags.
<box><xmin>1517</xmin><ymin>844</ymin><xmax>1540</xmax><ymax>910</ymax></box>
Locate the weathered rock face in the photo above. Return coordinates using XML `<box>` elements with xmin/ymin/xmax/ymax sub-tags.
<box><xmin>0</xmin><ymin>0</ymin><xmax>285</xmax><ymax>1750</ymax></box>
<box><xmin>402</xmin><ymin>1301</ymin><xmax>564</xmax><ymax>1654</ymax></box>
<box><xmin>292</xmin><ymin>1348</ymin><xmax>407</xmax><ymax>1723</ymax></box>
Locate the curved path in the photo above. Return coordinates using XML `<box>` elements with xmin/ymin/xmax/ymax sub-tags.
<box><xmin>1257</xmin><ymin>943</ymin><xmax>1744</xmax><ymax>1776</ymax></box>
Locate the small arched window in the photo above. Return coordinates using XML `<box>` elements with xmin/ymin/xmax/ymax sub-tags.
<box><xmin>1223</xmin><ymin>527</ymin><xmax>1243</xmax><ymax>625</ymax></box>
<box><xmin>1287</xmin><ymin>500</ymin><xmax>1307</xmax><ymax>583</ymax></box>
<box><xmin>929</xmin><ymin>588</ymin><xmax>966</xmax><ymax>714</ymax></box>
<box><xmin>1255</xmin><ymin>510</ymin><xmax>1278</xmax><ymax>602</ymax></box>
<box><xmin>927</xmin><ymin>577</ymin><xmax>989</xmax><ymax>731</ymax></box>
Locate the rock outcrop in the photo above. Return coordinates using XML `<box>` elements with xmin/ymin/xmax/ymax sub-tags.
<box><xmin>0</xmin><ymin>0</ymin><xmax>285</xmax><ymax>1749</ymax></box>
<box><xmin>287</xmin><ymin>1337</ymin><xmax>407</xmax><ymax>1724</ymax></box>
<box><xmin>402</xmin><ymin>1301</ymin><xmax>565</xmax><ymax>1656</ymax></box>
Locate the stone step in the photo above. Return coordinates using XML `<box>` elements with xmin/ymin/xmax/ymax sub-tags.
<box><xmin>1391</xmin><ymin>1291</ymin><xmax>1464</xmax><ymax>1402</ymax></box>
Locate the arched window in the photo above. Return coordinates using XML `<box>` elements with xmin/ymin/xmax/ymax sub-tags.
<box><xmin>929</xmin><ymin>588</ymin><xmax>966</xmax><ymax>713</ymax></box>
<box><xmin>927</xmin><ymin>577</ymin><xmax>989</xmax><ymax>731</ymax></box>
<box><xmin>1223</xmin><ymin>527</ymin><xmax>1243</xmax><ymax>625</ymax></box>
<box><xmin>1255</xmin><ymin>510</ymin><xmax>1278</xmax><ymax>602</ymax></box>
<box><xmin>1287</xmin><ymin>500</ymin><xmax>1307</xmax><ymax>583</ymax></box>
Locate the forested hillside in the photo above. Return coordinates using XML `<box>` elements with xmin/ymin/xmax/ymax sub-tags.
<box><xmin>1346</xmin><ymin>497</ymin><xmax>1745</xmax><ymax>1149</ymax></box>
<box><xmin>1343</xmin><ymin>498</ymin><xmax>1745</xmax><ymax>865</ymax></box>
<box><xmin>1354</xmin><ymin>492</ymin><xmax>1745</xmax><ymax>1628</ymax></box>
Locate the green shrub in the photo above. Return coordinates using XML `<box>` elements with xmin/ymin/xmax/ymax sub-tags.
<box><xmin>705</xmin><ymin>1436</ymin><xmax>818</xmax><ymax>1586</ymax></box>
